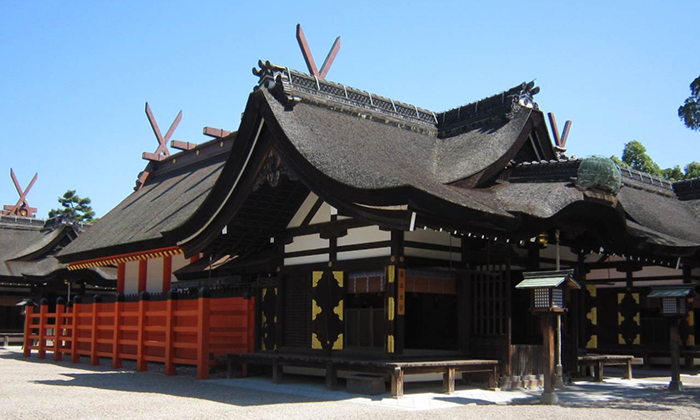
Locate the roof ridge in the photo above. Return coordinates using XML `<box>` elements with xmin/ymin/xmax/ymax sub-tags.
<box><xmin>253</xmin><ymin>60</ymin><xmax>437</xmax><ymax>127</ymax></box>
<box><xmin>434</xmin><ymin>81</ymin><xmax>540</xmax><ymax>137</ymax></box>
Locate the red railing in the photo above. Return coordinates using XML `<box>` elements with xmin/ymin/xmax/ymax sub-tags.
<box><xmin>23</xmin><ymin>291</ymin><xmax>255</xmax><ymax>380</ymax></box>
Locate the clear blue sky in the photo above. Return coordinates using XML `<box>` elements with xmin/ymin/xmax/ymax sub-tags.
<box><xmin>1</xmin><ymin>1</ymin><xmax>698</xmax><ymax>218</ymax></box>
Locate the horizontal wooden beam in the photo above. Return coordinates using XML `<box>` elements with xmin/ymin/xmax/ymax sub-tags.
<box><xmin>170</xmin><ymin>140</ymin><xmax>197</xmax><ymax>151</ymax></box>
<box><xmin>202</xmin><ymin>127</ymin><xmax>231</xmax><ymax>138</ymax></box>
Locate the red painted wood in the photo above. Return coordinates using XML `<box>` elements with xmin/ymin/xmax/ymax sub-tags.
<box><xmin>37</xmin><ymin>303</ymin><xmax>47</xmax><ymax>359</ymax></box>
<box><xmin>137</xmin><ymin>298</ymin><xmax>147</xmax><ymax>371</ymax></box>
<box><xmin>23</xmin><ymin>305</ymin><xmax>34</xmax><ymax>357</ymax></box>
<box><xmin>197</xmin><ymin>295</ymin><xmax>210</xmax><ymax>380</ymax></box>
<box><xmin>71</xmin><ymin>304</ymin><xmax>80</xmax><ymax>363</ymax></box>
<box><xmin>117</xmin><ymin>263</ymin><xmax>126</xmax><ymax>294</ymax></box>
<box><xmin>90</xmin><ymin>302</ymin><xmax>99</xmax><ymax>365</ymax></box>
<box><xmin>54</xmin><ymin>302</ymin><xmax>64</xmax><ymax>361</ymax></box>
<box><xmin>112</xmin><ymin>300</ymin><xmax>123</xmax><ymax>368</ymax></box>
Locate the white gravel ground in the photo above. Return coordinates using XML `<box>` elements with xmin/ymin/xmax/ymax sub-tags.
<box><xmin>2</xmin><ymin>348</ymin><xmax>700</xmax><ymax>420</ymax></box>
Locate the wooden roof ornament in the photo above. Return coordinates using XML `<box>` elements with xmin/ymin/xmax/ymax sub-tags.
<box><xmin>547</xmin><ymin>112</ymin><xmax>572</xmax><ymax>154</ymax></box>
<box><xmin>2</xmin><ymin>169</ymin><xmax>38</xmax><ymax>218</ymax></box>
<box><xmin>296</xmin><ymin>23</ymin><xmax>340</xmax><ymax>79</ymax></box>
<box><xmin>136</xmin><ymin>102</ymin><xmax>182</xmax><ymax>188</ymax></box>
<box><xmin>142</xmin><ymin>102</ymin><xmax>181</xmax><ymax>162</ymax></box>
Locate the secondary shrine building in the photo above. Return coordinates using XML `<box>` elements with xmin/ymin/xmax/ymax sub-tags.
<box><xmin>23</xmin><ymin>60</ymin><xmax>700</xmax><ymax>380</ymax></box>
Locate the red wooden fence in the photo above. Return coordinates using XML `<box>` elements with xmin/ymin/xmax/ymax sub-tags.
<box><xmin>23</xmin><ymin>291</ymin><xmax>255</xmax><ymax>380</ymax></box>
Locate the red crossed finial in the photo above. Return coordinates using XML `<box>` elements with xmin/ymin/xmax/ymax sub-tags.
<box><xmin>142</xmin><ymin>102</ymin><xmax>182</xmax><ymax>162</ymax></box>
<box><xmin>3</xmin><ymin>169</ymin><xmax>38</xmax><ymax>217</ymax></box>
<box><xmin>296</xmin><ymin>23</ymin><xmax>341</xmax><ymax>80</ymax></box>
<box><xmin>548</xmin><ymin>112</ymin><xmax>572</xmax><ymax>151</ymax></box>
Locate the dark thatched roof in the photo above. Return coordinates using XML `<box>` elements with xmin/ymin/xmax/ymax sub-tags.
<box><xmin>58</xmin><ymin>136</ymin><xmax>233</xmax><ymax>261</ymax></box>
<box><xmin>0</xmin><ymin>217</ymin><xmax>115</xmax><ymax>283</ymax></box>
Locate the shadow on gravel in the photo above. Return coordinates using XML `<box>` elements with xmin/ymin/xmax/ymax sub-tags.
<box><xmin>1</xmin><ymin>351</ymin><xmax>326</xmax><ymax>407</ymax></box>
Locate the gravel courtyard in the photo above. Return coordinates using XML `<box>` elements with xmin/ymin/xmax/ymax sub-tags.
<box><xmin>2</xmin><ymin>348</ymin><xmax>700</xmax><ymax>419</ymax></box>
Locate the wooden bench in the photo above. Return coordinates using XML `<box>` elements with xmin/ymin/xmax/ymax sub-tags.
<box><xmin>1</xmin><ymin>333</ymin><xmax>24</xmax><ymax>347</ymax></box>
<box><xmin>227</xmin><ymin>353</ymin><xmax>499</xmax><ymax>398</ymax></box>
<box><xmin>577</xmin><ymin>354</ymin><xmax>635</xmax><ymax>382</ymax></box>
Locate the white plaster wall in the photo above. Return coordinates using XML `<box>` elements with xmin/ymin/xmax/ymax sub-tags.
<box><xmin>286</xmin><ymin>192</ymin><xmax>318</xmax><ymax>229</ymax></box>
<box><xmin>124</xmin><ymin>260</ymin><xmax>140</xmax><ymax>295</ymax></box>
<box><xmin>337</xmin><ymin>226</ymin><xmax>390</xmax><ymax>247</ymax></box>
<box><xmin>285</xmin><ymin>233</ymin><xmax>329</xmax><ymax>253</ymax></box>
<box><xmin>147</xmin><ymin>257</ymin><xmax>164</xmax><ymax>294</ymax></box>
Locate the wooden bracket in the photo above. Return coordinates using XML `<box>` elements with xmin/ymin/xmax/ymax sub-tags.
<box><xmin>2</xmin><ymin>169</ymin><xmax>38</xmax><ymax>217</ymax></box>
<box><xmin>296</xmin><ymin>23</ymin><xmax>341</xmax><ymax>79</ymax></box>
<box><xmin>170</xmin><ymin>140</ymin><xmax>198</xmax><ymax>151</ymax></box>
<box><xmin>202</xmin><ymin>127</ymin><xmax>231</xmax><ymax>138</ymax></box>
<box><xmin>548</xmin><ymin>112</ymin><xmax>572</xmax><ymax>150</ymax></box>
<box><xmin>142</xmin><ymin>102</ymin><xmax>181</xmax><ymax>162</ymax></box>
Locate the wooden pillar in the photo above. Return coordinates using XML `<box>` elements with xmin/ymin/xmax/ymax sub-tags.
<box><xmin>541</xmin><ymin>314</ymin><xmax>558</xmax><ymax>404</ymax></box>
<box><xmin>390</xmin><ymin>367</ymin><xmax>404</xmax><ymax>398</ymax></box>
<box><xmin>71</xmin><ymin>296</ymin><xmax>81</xmax><ymax>363</ymax></box>
<box><xmin>117</xmin><ymin>263</ymin><xmax>126</xmax><ymax>294</ymax></box>
<box><xmin>162</xmin><ymin>256</ymin><xmax>172</xmax><ymax>293</ymax></box>
<box><xmin>37</xmin><ymin>298</ymin><xmax>48</xmax><ymax>359</ymax></box>
<box><xmin>197</xmin><ymin>288</ymin><xmax>210</xmax><ymax>380</ymax></box>
<box><xmin>90</xmin><ymin>295</ymin><xmax>101</xmax><ymax>366</ymax></box>
<box><xmin>138</xmin><ymin>260</ymin><xmax>148</xmax><ymax>293</ymax></box>
<box><xmin>669</xmin><ymin>318</ymin><xmax>683</xmax><ymax>391</ymax></box>
<box><xmin>54</xmin><ymin>297</ymin><xmax>65</xmax><ymax>361</ymax></box>
<box><xmin>137</xmin><ymin>291</ymin><xmax>149</xmax><ymax>372</ymax></box>
<box><xmin>385</xmin><ymin>264</ymin><xmax>397</xmax><ymax>355</ymax></box>
<box><xmin>164</xmin><ymin>290</ymin><xmax>176</xmax><ymax>375</ymax></box>
<box><xmin>112</xmin><ymin>294</ymin><xmax>123</xmax><ymax>369</ymax></box>
<box><xmin>23</xmin><ymin>301</ymin><xmax>34</xmax><ymax>357</ymax></box>
<box><xmin>443</xmin><ymin>367</ymin><xmax>456</xmax><ymax>394</ymax></box>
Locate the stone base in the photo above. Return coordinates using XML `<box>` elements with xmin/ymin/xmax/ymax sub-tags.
<box><xmin>540</xmin><ymin>392</ymin><xmax>559</xmax><ymax>405</ymax></box>
<box><xmin>669</xmin><ymin>380</ymin><xmax>683</xmax><ymax>391</ymax></box>
<box><xmin>347</xmin><ymin>374</ymin><xmax>386</xmax><ymax>395</ymax></box>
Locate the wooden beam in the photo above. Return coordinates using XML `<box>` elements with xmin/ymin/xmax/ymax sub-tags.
<box><xmin>202</xmin><ymin>127</ymin><xmax>231</xmax><ymax>138</ymax></box>
<box><xmin>170</xmin><ymin>140</ymin><xmax>197</xmax><ymax>151</ymax></box>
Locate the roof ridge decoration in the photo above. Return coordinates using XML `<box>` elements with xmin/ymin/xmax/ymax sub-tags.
<box><xmin>2</xmin><ymin>169</ymin><xmax>38</xmax><ymax>218</ymax></box>
<box><xmin>295</xmin><ymin>23</ymin><xmax>340</xmax><ymax>80</ymax></box>
<box><xmin>253</xmin><ymin>60</ymin><xmax>438</xmax><ymax>128</ymax></box>
<box><xmin>434</xmin><ymin>81</ymin><xmax>540</xmax><ymax>138</ymax></box>
<box><xmin>672</xmin><ymin>177</ymin><xmax>700</xmax><ymax>200</ymax></box>
<box><xmin>135</xmin><ymin>102</ymin><xmax>182</xmax><ymax>190</ymax></box>
<box><xmin>547</xmin><ymin>112</ymin><xmax>572</xmax><ymax>156</ymax></box>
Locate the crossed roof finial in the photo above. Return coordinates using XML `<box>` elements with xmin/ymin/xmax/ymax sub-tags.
<box><xmin>2</xmin><ymin>169</ymin><xmax>38</xmax><ymax>217</ymax></box>
<box><xmin>296</xmin><ymin>23</ymin><xmax>341</xmax><ymax>80</ymax></box>
<box><xmin>142</xmin><ymin>102</ymin><xmax>182</xmax><ymax>162</ymax></box>
<box><xmin>548</xmin><ymin>112</ymin><xmax>572</xmax><ymax>153</ymax></box>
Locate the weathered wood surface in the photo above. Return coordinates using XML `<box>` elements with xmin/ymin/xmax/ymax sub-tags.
<box><xmin>578</xmin><ymin>354</ymin><xmax>634</xmax><ymax>381</ymax></box>
<box><xmin>227</xmin><ymin>352</ymin><xmax>499</xmax><ymax>397</ymax></box>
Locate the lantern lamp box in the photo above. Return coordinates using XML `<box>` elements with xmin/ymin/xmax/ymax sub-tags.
<box><xmin>516</xmin><ymin>269</ymin><xmax>580</xmax><ymax>313</ymax></box>
<box><xmin>648</xmin><ymin>286</ymin><xmax>697</xmax><ymax>317</ymax></box>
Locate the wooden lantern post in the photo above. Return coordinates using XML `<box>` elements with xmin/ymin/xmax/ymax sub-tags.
<box><xmin>648</xmin><ymin>286</ymin><xmax>696</xmax><ymax>391</ymax></box>
<box><xmin>516</xmin><ymin>269</ymin><xmax>580</xmax><ymax>405</ymax></box>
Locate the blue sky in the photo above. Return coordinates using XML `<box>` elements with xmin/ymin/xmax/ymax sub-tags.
<box><xmin>1</xmin><ymin>1</ymin><xmax>699</xmax><ymax>218</ymax></box>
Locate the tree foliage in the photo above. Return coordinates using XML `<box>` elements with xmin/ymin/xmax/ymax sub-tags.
<box><xmin>679</xmin><ymin>76</ymin><xmax>700</xmax><ymax>131</ymax></box>
<box><xmin>48</xmin><ymin>190</ymin><xmax>95</xmax><ymax>222</ymax></box>
<box><xmin>611</xmin><ymin>140</ymin><xmax>700</xmax><ymax>181</ymax></box>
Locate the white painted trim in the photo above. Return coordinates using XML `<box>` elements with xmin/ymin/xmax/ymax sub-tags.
<box><xmin>178</xmin><ymin>119</ymin><xmax>266</xmax><ymax>246</ymax></box>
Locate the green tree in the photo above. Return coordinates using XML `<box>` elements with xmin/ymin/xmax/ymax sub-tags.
<box><xmin>684</xmin><ymin>162</ymin><xmax>700</xmax><ymax>179</ymax></box>
<box><xmin>679</xmin><ymin>75</ymin><xmax>700</xmax><ymax>131</ymax></box>
<box><xmin>611</xmin><ymin>141</ymin><xmax>700</xmax><ymax>181</ymax></box>
<box><xmin>618</xmin><ymin>140</ymin><xmax>662</xmax><ymax>176</ymax></box>
<box><xmin>662</xmin><ymin>165</ymin><xmax>684</xmax><ymax>181</ymax></box>
<box><xmin>48</xmin><ymin>190</ymin><xmax>95</xmax><ymax>222</ymax></box>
